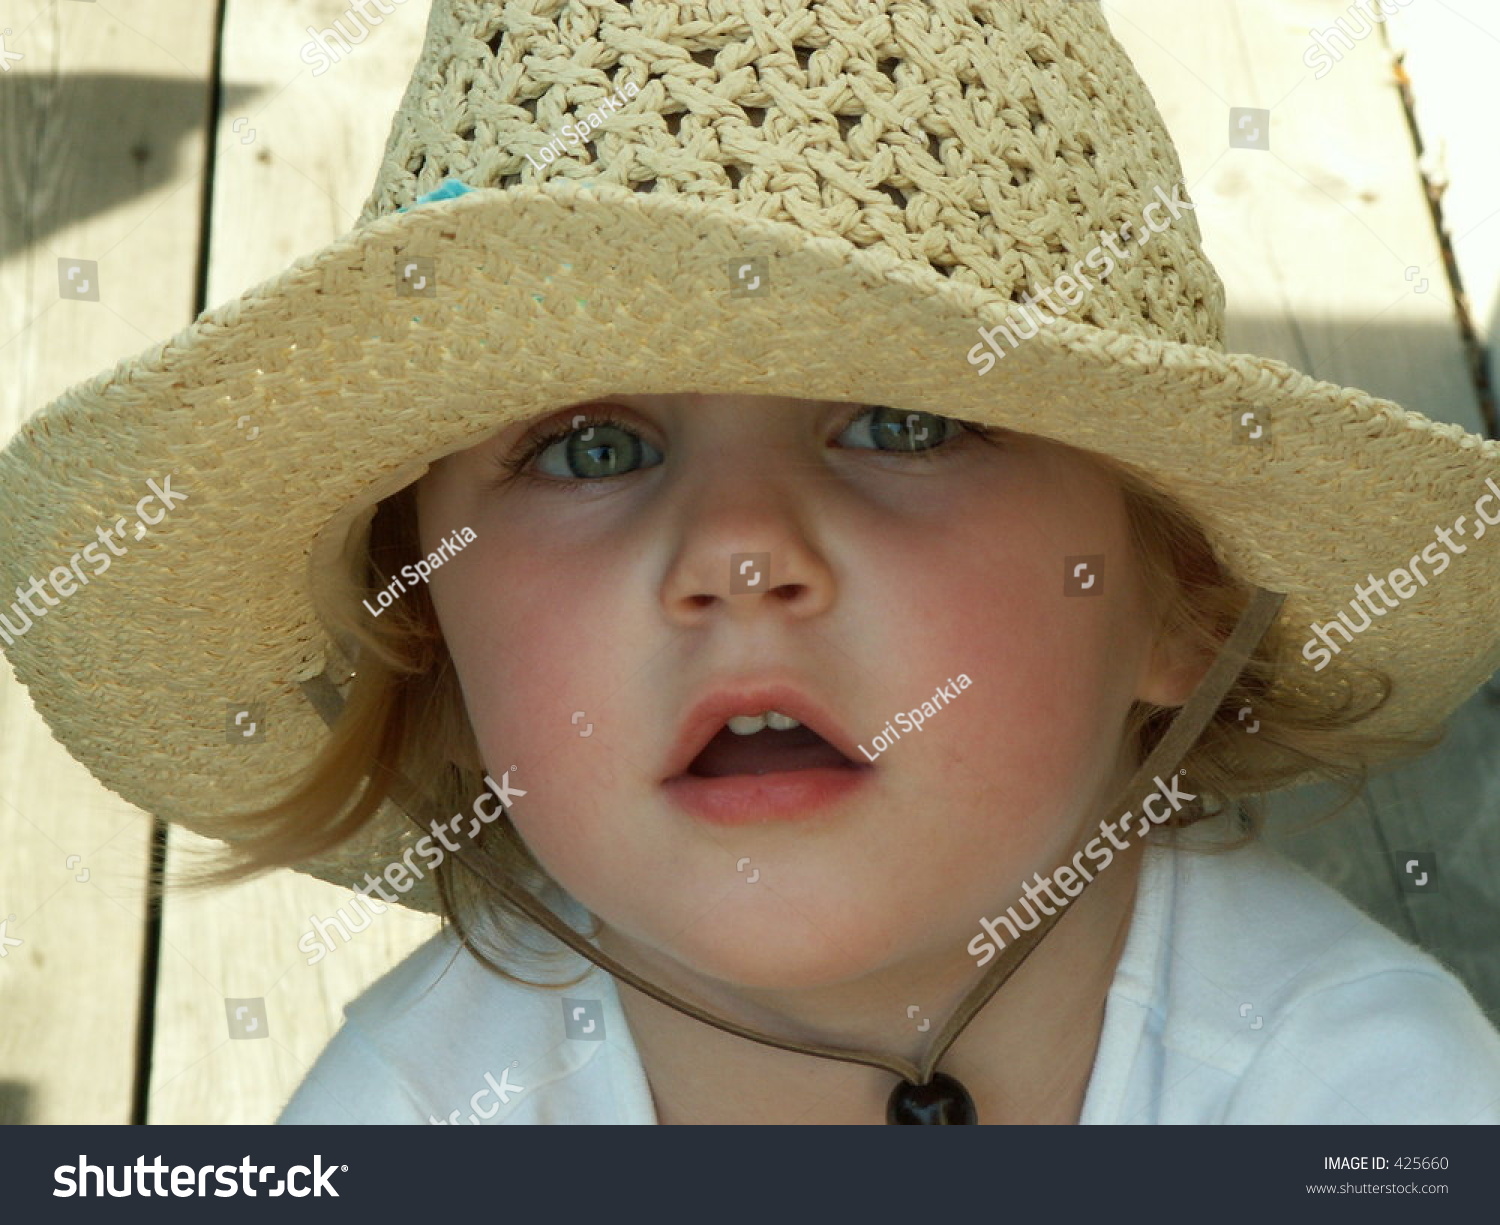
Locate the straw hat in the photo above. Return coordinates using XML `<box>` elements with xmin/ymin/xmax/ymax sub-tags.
<box><xmin>3</xmin><ymin>0</ymin><xmax>1498</xmax><ymax>915</ymax></box>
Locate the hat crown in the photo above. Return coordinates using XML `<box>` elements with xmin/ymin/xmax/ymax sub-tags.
<box><xmin>358</xmin><ymin>0</ymin><xmax>1225</xmax><ymax>349</ymax></box>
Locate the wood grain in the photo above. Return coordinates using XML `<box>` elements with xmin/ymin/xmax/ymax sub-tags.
<box><xmin>0</xmin><ymin>0</ymin><xmax>219</xmax><ymax>1125</ymax></box>
<box><xmin>146</xmin><ymin>0</ymin><xmax>441</xmax><ymax>1125</ymax></box>
<box><xmin>1107</xmin><ymin>0</ymin><xmax>1499</xmax><ymax>1019</ymax></box>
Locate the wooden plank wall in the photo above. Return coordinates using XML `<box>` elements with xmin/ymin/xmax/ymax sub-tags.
<box><xmin>1387</xmin><ymin>0</ymin><xmax>1500</xmax><ymax>416</ymax></box>
<box><xmin>0</xmin><ymin>0</ymin><xmax>219</xmax><ymax>1126</ymax></box>
<box><xmin>1358</xmin><ymin>0</ymin><xmax>1500</xmax><ymax>1018</ymax></box>
<box><xmin>146</xmin><ymin>0</ymin><xmax>441</xmax><ymax>1124</ymax></box>
<box><xmin>1105</xmin><ymin>0</ymin><xmax>1500</xmax><ymax>1017</ymax></box>
<box><xmin>0</xmin><ymin>0</ymin><xmax>439</xmax><ymax>1127</ymax></box>
<box><xmin>0</xmin><ymin>0</ymin><xmax>1495</xmax><ymax>1126</ymax></box>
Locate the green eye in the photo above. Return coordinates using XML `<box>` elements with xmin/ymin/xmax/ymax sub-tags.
<box><xmin>534</xmin><ymin>421</ymin><xmax>663</xmax><ymax>479</ymax></box>
<box><xmin>513</xmin><ymin>404</ymin><xmax>976</xmax><ymax>484</ymax></box>
<box><xmin>841</xmin><ymin>406</ymin><xmax>961</xmax><ymax>452</ymax></box>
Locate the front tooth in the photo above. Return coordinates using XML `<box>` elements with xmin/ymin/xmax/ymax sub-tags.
<box><xmin>764</xmin><ymin>710</ymin><xmax>801</xmax><ymax>730</ymax></box>
<box><xmin>727</xmin><ymin>714</ymin><xmax>768</xmax><ymax>735</ymax></box>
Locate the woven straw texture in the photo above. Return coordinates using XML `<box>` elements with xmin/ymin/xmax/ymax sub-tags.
<box><xmin>2</xmin><ymin>0</ymin><xmax>1499</xmax><ymax>914</ymax></box>
<box><xmin>359</xmin><ymin>0</ymin><xmax>1225</xmax><ymax>352</ymax></box>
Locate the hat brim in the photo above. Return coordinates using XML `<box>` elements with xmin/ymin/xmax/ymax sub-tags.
<box><xmin>4</xmin><ymin>181</ymin><xmax>1498</xmax><ymax>911</ymax></box>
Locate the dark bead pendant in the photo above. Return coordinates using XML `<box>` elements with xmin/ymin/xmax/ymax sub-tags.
<box><xmin>886</xmin><ymin>1072</ymin><xmax>978</xmax><ymax>1124</ymax></box>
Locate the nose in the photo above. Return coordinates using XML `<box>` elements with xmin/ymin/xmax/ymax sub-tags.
<box><xmin>658</xmin><ymin>462</ymin><xmax>837</xmax><ymax>626</ymax></box>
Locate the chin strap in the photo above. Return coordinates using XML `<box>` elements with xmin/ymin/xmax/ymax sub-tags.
<box><xmin>912</xmin><ymin>584</ymin><xmax>1284</xmax><ymax>1082</ymax></box>
<box><xmin>303</xmin><ymin>586</ymin><xmax>1286</xmax><ymax>1104</ymax></box>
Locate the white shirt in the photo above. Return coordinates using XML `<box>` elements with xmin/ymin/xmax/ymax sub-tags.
<box><xmin>278</xmin><ymin>828</ymin><xmax>1500</xmax><ymax>1124</ymax></box>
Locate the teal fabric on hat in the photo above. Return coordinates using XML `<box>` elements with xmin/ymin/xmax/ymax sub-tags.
<box><xmin>397</xmin><ymin>178</ymin><xmax>475</xmax><ymax>212</ymax></box>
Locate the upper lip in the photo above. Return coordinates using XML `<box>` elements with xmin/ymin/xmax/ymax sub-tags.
<box><xmin>663</xmin><ymin>681</ymin><xmax>869</xmax><ymax>780</ymax></box>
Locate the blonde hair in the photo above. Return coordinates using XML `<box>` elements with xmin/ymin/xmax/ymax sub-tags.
<box><xmin>195</xmin><ymin>437</ymin><xmax>1440</xmax><ymax>984</ymax></box>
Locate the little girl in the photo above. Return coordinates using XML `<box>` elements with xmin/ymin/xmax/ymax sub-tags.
<box><xmin>4</xmin><ymin>0</ymin><xmax>1499</xmax><ymax>1125</ymax></box>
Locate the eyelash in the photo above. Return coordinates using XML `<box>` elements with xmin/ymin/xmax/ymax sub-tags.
<box><xmin>497</xmin><ymin>414</ymin><xmax>636</xmax><ymax>474</ymax></box>
<box><xmin>492</xmin><ymin>405</ymin><xmax>995</xmax><ymax>488</ymax></box>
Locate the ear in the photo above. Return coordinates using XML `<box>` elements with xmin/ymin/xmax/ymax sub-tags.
<box><xmin>1135</xmin><ymin>620</ymin><xmax>1214</xmax><ymax>708</ymax></box>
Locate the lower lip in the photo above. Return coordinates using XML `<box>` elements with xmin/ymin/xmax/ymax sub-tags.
<box><xmin>662</xmin><ymin>766</ymin><xmax>873</xmax><ymax>826</ymax></box>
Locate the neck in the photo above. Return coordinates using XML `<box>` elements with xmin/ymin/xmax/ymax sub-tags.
<box><xmin>602</xmin><ymin>838</ymin><xmax>1148</xmax><ymax>1125</ymax></box>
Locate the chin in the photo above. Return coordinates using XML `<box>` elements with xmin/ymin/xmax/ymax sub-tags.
<box><xmin>650</xmin><ymin>914</ymin><xmax>901</xmax><ymax>993</ymax></box>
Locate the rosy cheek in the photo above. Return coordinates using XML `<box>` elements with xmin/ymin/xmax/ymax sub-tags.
<box><xmin>895</xmin><ymin>486</ymin><xmax>1133</xmax><ymax>809</ymax></box>
<box><xmin>431</xmin><ymin>551</ymin><xmax>567</xmax><ymax>727</ymax></box>
<box><xmin>429</xmin><ymin>528</ymin><xmax>654</xmax><ymax>802</ymax></box>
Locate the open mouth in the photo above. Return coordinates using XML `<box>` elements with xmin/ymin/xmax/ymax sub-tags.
<box><xmin>685</xmin><ymin>720</ymin><xmax>859</xmax><ymax>778</ymax></box>
<box><xmin>663</xmin><ymin>690</ymin><xmax>873</xmax><ymax>825</ymax></box>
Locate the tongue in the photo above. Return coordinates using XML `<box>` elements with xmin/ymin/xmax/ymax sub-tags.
<box><xmin>687</xmin><ymin>725</ymin><xmax>854</xmax><ymax>777</ymax></box>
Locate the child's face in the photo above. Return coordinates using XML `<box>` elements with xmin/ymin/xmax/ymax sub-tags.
<box><xmin>417</xmin><ymin>394</ymin><xmax>1201</xmax><ymax>989</ymax></box>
